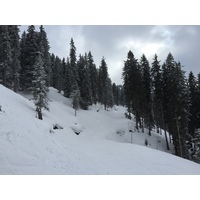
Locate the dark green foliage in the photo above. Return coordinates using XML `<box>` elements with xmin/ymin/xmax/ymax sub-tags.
<box><xmin>38</xmin><ymin>25</ymin><xmax>51</xmax><ymax>87</ymax></box>
<box><xmin>20</xmin><ymin>25</ymin><xmax>38</xmax><ymax>91</ymax></box>
<box><xmin>0</xmin><ymin>25</ymin><xmax>21</xmax><ymax>92</ymax></box>
<box><xmin>140</xmin><ymin>54</ymin><xmax>153</xmax><ymax>135</ymax></box>
<box><xmin>64</xmin><ymin>57</ymin><xmax>73</xmax><ymax>98</ymax></box>
<box><xmin>161</xmin><ymin>54</ymin><xmax>189</xmax><ymax>158</ymax></box>
<box><xmin>31</xmin><ymin>52</ymin><xmax>49</xmax><ymax>120</ymax></box>
<box><xmin>0</xmin><ymin>26</ymin><xmax>12</xmax><ymax>88</ymax></box>
<box><xmin>122</xmin><ymin>51</ymin><xmax>142</xmax><ymax>128</ymax></box>
<box><xmin>192</xmin><ymin>128</ymin><xmax>200</xmax><ymax>163</ymax></box>
<box><xmin>98</xmin><ymin>57</ymin><xmax>109</xmax><ymax>110</ymax></box>
<box><xmin>188</xmin><ymin>72</ymin><xmax>198</xmax><ymax>136</ymax></box>
<box><xmin>69</xmin><ymin>38</ymin><xmax>79</xmax><ymax>92</ymax></box>
<box><xmin>77</xmin><ymin>54</ymin><xmax>92</xmax><ymax>110</ymax></box>
<box><xmin>87</xmin><ymin>51</ymin><xmax>98</xmax><ymax>104</ymax></box>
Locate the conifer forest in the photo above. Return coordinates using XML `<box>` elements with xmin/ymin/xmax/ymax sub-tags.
<box><xmin>1</xmin><ymin>25</ymin><xmax>200</xmax><ymax>164</ymax></box>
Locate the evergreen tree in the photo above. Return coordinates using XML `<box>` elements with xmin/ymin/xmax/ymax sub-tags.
<box><xmin>192</xmin><ymin>128</ymin><xmax>200</xmax><ymax>163</ymax></box>
<box><xmin>8</xmin><ymin>25</ymin><xmax>21</xmax><ymax>92</ymax></box>
<box><xmin>140</xmin><ymin>54</ymin><xmax>153</xmax><ymax>135</ymax></box>
<box><xmin>69</xmin><ymin>38</ymin><xmax>79</xmax><ymax>92</ymax></box>
<box><xmin>118</xmin><ymin>85</ymin><xmax>125</xmax><ymax>106</ymax></box>
<box><xmin>188</xmin><ymin>71</ymin><xmax>198</xmax><ymax>137</ymax></box>
<box><xmin>19</xmin><ymin>31</ymin><xmax>27</xmax><ymax>89</ymax></box>
<box><xmin>122</xmin><ymin>51</ymin><xmax>142</xmax><ymax>127</ymax></box>
<box><xmin>30</xmin><ymin>52</ymin><xmax>49</xmax><ymax>120</ymax></box>
<box><xmin>0</xmin><ymin>26</ymin><xmax>12</xmax><ymax>88</ymax></box>
<box><xmin>77</xmin><ymin>54</ymin><xmax>92</xmax><ymax>110</ymax></box>
<box><xmin>162</xmin><ymin>53</ymin><xmax>189</xmax><ymax>158</ymax></box>
<box><xmin>53</xmin><ymin>56</ymin><xmax>62</xmax><ymax>92</ymax></box>
<box><xmin>64</xmin><ymin>57</ymin><xmax>73</xmax><ymax>98</ymax></box>
<box><xmin>88</xmin><ymin>51</ymin><xmax>98</xmax><ymax>104</ymax></box>
<box><xmin>107</xmin><ymin>77</ymin><xmax>114</xmax><ymax>108</ymax></box>
<box><xmin>98</xmin><ymin>57</ymin><xmax>109</xmax><ymax>110</ymax></box>
<box><xmin>38</xmin><ymin>25</ymin><xmax>51</xmax><ymax>87</ymax></box>
<box><xmin>196</xmin><ymin>73</ymin><xmax>200</xmax><ymax>128</ymax></box>
<box><xmin>21</xmin><ymin>25</ymin><xmax>38</xmax><ymax>90</ymax></box>
<box><xmin>151</xmin><ymin>54</ymin><xmax>170</xmax><ymax>150</ymax></box>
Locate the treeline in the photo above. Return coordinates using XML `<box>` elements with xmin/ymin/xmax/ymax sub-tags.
<box><xmin>122</xmin><ymin>50</ymin><xmax>200</xmax><ymax>163</ymax></box>
<box><xmin>0</xmin><ymin>25</ymin><xmax>124</xmax><ymax>119</ymax></box>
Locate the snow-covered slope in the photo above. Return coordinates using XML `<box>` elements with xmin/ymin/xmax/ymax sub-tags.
<box><xmin>0</xmin><ymin>84</ymin><xmax>200</xmax><ymax>174</ymax></box>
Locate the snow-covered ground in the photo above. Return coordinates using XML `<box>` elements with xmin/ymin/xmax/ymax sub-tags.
<box><xmin>0</xmin><ymin>84</ymin><xmax>200</xmax><ymax>174</ymax></box>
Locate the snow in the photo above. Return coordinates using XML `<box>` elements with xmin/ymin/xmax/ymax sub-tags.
<box><xmin>0</xmin><ymin>84</ymin><xmax>200</xmax><ymax>175</ymax></box>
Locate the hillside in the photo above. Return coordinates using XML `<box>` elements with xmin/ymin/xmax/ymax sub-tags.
<box><xmin>0</xmin><ymin>84</ymin><xmax>200</xmax><ymax>174</ymax></box>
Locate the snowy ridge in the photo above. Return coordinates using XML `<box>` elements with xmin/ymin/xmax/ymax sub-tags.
<box><xmin>0</xmin><ymin>84</ymin><xmax>200</xmax><ymax>174</ymax></box>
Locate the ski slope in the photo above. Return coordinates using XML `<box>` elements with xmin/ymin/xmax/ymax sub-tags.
<box><xmin>0</xmin><ymin>84</ymin><xmax>200</xmax><ymax>174</ymax></box>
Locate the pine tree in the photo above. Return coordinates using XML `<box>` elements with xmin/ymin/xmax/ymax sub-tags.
<box><xmin>151</xmin><ymin>54</ymin><xmax>170</xmax><ymax>150</ymax></box>
<box><xmin>38</xmin><ymin>25</ymin><xmax>51</xmax><ymax>87</ymax></box>
<box><xmin>107</xmin><ymin>77</ymin><xmax>114</xmax><ymax>108</ymax></box>
<box><xmin>140</xmin><ymin>54</ymin><xmax>153</xmax><ymax>135</ymax></box>
<box><xmin>69</xmin><ymin>38</ymin><xmax>79</xmax><ymax>92</ymax></box>
<box><xmin>122</xmin><ymin>51</ymin><xmax>142</xmax><ymax>128</ymax></box>
<box><xmin>64</xmin><ymin>57</ymin><xmax>73</xmax><ymax>98</ymax></box>
<box><xmin>31</xmin><ymin>52</ymin><xmax>49</xmax><ymax>120</ymax></box>
<box><xmin>98</xmin><ymin>57</ymin><xmax>109</xmax><ymax>110</ymax></box>
<box><xmin>188</xmin><ymin>71</ymin><xmax>198</xmax><ymax>137</ymax></box>
<box><xmin>77</xmin><ymin>54</ymin><xmax>92</xmax><ymax>110</ymax></box>
<box><xmin>8</xmin><ymin>25</ymin><xmax>21</xmax><ymax>92</ymax></box>
<box><xmin>87</xmin><ymin>51</ymin><xmax>98</xmax><ymax>104</ymax></box>
<box><xmin>196</xmin><ymin>73</ymin><xmax>200</xmax><ymax>128</ymax></box>
<box><xmin>53</xmin><ymin>56</ymin><xmax>62</xmax><ymax>92</ymax></box>
<box><xmin>19</xmin><ymin>31</ymin><xmax>27</xmax><ymax>89</ymax></box>
<box><xmin>162</xmin><ymin>53</ymin><xmax>189</xmax><ymax>158</ymax></box>
<box><xmin>192</xmin><ymin>128</ymin><xmax>200</xmax><ymax>163</ymax></box>
<box><xmin>0</xmin><ymin>25</ymin><xmax>12</xmax><ymax>88</ymax></box>
<box><xmin>21</xmin><ymin>25</ymin><xmax>38</xmax><ymax>90</ymax></box>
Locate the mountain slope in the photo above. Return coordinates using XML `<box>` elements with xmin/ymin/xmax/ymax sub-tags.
<box><xmin>0</xmin><ymin>84</ymin><xmax>200</xmax><ymax>174</ymax></box>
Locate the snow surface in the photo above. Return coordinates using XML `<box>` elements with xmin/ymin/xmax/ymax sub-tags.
<box><xmin>0</xmin><ymin>84</ymin><xmax>200</xmax><ymax>174</ymax></box>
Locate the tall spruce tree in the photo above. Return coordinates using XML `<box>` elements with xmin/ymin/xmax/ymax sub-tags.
<box><xmin>98</xmin><ymin>57</ymin><xmax>109</xmax><ymax>110</ymax></box>
<box><xmin>151</xmin><ymin>54</ymin><xmax>170</xmax><ymax>150</ymax></box>
<box><xmin>30</xmin><ymin>52</ymin><xmax>49</xmax><ymax>120</ymax></box>
<box><xmin>21</xmin><ymin>25</ymin><xmax>38</xmax><ymax>91</ymax></box>
<box><xmin>0</xmin><ymin>26</ymin><xmax>12</xmax><ymax>88</ymax></box>
<box><xmin>162</xmin><ymin>53</ymin><xmax>189</xmax><ymax>158</ymax></box>
<box><xmin>69</xmin><ymin>38</ymin><xmax>79</xmax><ymax>92</ymax></box>
<box><xmin>88</xmin><ymin>51</ymin><xmax>98</xmax><ymax>104</ymax></box>
<box><xmin>77</xmin><ymin>54</ymin><xmax>92</xmax><ymax>110</ymax></box>
<box><xmin>188</xmin><ymin>71</ymin><xmax>198</xmax><ymax>137</ymax></box>
<box><xmin>64</xmin><ymin>57</ymin><xmax>73</xmax><ymax>98</ymax></box>
<box><xmin>140</xmin><ymin>54</ymin><xmax>153</xmax><ymax>135</ymax></box>
<box><xmin>8</xmin><ymin>25</ymin><xmax>21</xmax><ymax>92</ymax></box>
<box><xmin>122</xmin><ymin>51</ymin><xmax>141</xmax><ymax>128</ymax></box>
<box><xmin>38</xmin><ymin>25</ymin><xmax>51</xmax><ymax>87</ymax></box>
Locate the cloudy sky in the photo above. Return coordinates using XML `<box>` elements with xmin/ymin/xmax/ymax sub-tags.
<box><xmin>20</xmin><ymin>25</ymin><xmax>200</xmax><ymax>85</ymax></box>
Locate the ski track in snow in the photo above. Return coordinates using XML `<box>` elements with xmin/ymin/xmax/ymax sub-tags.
<box><xmin>0</xmin><ymin>85</ymin><xmax>200</xmax><ymax>175</ymax></box>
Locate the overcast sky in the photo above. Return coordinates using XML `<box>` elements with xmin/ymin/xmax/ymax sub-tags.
<box><xmin>20</xmin><ymin>25</ymin><xmax>200</xmax><ymax>85</ymax></box>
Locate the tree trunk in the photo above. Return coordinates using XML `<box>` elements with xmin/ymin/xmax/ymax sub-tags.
<box><xmin>176</xmin><ymin>114</ymin><xmax>183</xmax><ymax>157</ymax></box>
<box><xmin>161</xmin><ymin>104</ymin><xmax>170</xmax><ymax>150</ymax></box>
<box><xmin>37</xmin><ymin>108</ymin><xmax>43</xmax><ymax>120</ymax></box>
<box><xmin>142</xmin><ymin>115</ymin><xmax>144</xmax><ymax>133</ymax></box>
<box><xmin>148</xmin><ymin>115</ymin><xmax>151</xmax><ymax>136</ymax></box>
